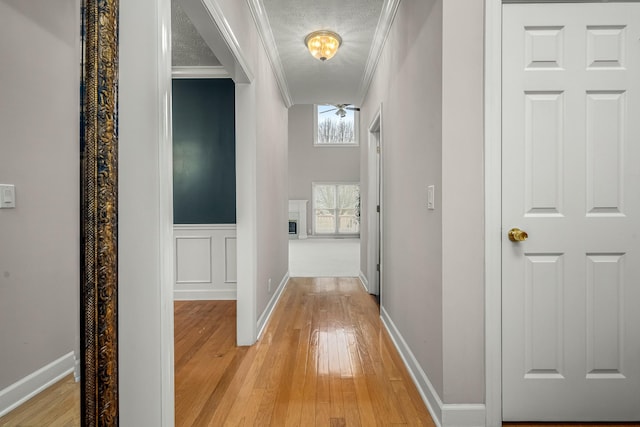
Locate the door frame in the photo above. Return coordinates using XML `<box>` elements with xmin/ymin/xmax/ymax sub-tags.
<box><xmin>367</xmin><ymin>105</ymin><xmax>383</xmax><ymax>297</ymax></box>
<box><xmin>484</xmin><ymin>0</ymin><xmax>503</xmax><ymax>424</ymax></box>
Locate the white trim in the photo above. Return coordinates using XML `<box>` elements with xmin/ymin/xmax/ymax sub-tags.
<box><xmin>157</xmin><ymin>0</ymin><xmax>175</xmax><ymax>424</ymax></box>
<box><xmin>367</xmin><ymin>104</ymin><xmax>382</xmax><ymax>297</ymax></box>
<box><xmin>256</xmin><ymin>273</ymin><xmax>289</xmax><ymax>339</ymax></box>
<box><xmin>180</xmin><ymin>0</ymin><xmax>254</xmax><ymax>84</ymax></box>
<box><xmin>174</xmin><ymin>288</ymin><xmax>237</xmax><ymax>300</ymax></box>
<box><xmin>358</xmin><ymin>271</ymin><xmax>369</xmax><ymax>292</ymax></box>
<box><xmin>356</xmin><ymin>0</ymin><xmax>401</xmax><ymax>105</ymax></box>
<box><xmin>0</xmin><ymin>352</ymin><xmax>75</xmax><ymax>417</ymax></box>
<box><xmin>380</xmin><ymin>308</ymin><xmax>486</xmax><ymax>427</ymax></box>
<box><xmin>484</xmin><ymin>2</ymin><xmax>503</xmax><ymax>425</ymax></box>
<box><xmin>173</xmin><ymin>223</ymin><xmax>237</xmax><ymax>231</ymax></box>
<box><xmin>246</xmin><ymin>0</ymin><xmax>293</xmax><ymax>107</ymax></box>
<box><xmin>235</xmin><ymin>82</ymin><xmax>258</xmax><ymax>346</ymax></box>
<box><xmin>171</xmin><ymin>66</ymin><xmax>230</xmax><ymax>79</ymax></box>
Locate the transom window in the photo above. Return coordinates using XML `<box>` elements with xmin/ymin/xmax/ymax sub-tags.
<box><xmin>313</xmin><ymin>104</ymin><xmax>359</xmax><ymax>146</ymax></box>
<box><xmin>312</xmin><ymin>183</ymin><xmax>360</xmax><ymax>235</ymax></box>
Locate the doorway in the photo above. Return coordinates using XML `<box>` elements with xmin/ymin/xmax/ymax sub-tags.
<box><xmin>367</xmin><ymin>107</ymin><xmax>382</xmax><ymax>299</ymax></box>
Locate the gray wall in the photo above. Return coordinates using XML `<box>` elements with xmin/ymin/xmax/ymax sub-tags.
<box><xmin>288</xmin><ymin>104</ymin><xmax>360</xmax><ymax>236</ymax></box>
<box><xmin>360</xmin><ymin>0</ymin><xmax>484</xmax><ymax>404</ymax></box>
<box><xmin>0</xmin><ymin>0</ymin><xmax>79</xmax><ymax>390</ymax></box>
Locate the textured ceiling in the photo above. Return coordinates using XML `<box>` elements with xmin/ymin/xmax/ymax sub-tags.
<box><xmin>170</xmin><ymin>0</ymin><xmax>386</xmax><ymax>106</ymax></box>
<box><xmin>172</xmin><ymin>0</ymin><xmax>220</xmax><ymax>67</ymax></box>
<box><xmin>262</xmin><ymin>0</ymin><xmax>384</xmax><ymax>105</ymax></box>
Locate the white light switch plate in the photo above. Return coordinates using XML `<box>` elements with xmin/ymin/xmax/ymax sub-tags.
<box><xmin>0</xmin><ymin>184</ymin><xmax>16</xmax><ymax>208</ymax></box>
<box><xmin>427</xmin><ymin>185</ymin><xmax>435</xmax><ymax>210</ymax></box>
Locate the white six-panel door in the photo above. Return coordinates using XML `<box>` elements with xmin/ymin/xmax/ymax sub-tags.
<box><xmin>502</xmin><ymin>2</ymin><xmax>640</xmax><ymax>421</ymax></box>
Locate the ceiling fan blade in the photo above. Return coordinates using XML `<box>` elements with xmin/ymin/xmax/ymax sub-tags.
<box><xmin>345</xmin><ymin>107</ymin><xmax>360</xmax><ymax>111</ymax></box>
<box><xmin>321</xmin><ymin>108</ymin><xmax>338</xmax><ymax>114</ymax></box>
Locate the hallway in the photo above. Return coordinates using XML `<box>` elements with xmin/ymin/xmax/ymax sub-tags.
<box><xmin>174</xmin><ymin>277</ymin><xmax>434</xmax><ymax>426</ymax></box>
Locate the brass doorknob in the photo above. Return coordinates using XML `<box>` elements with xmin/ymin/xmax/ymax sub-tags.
<box><xmin>508</xmin><ymin>228</ymin><xmax>528</xmax><ymax>242</ymax></box>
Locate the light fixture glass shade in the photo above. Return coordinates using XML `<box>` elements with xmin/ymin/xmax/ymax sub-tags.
<box><xmin>305</xmin><ymin>30</ymin><xmax>342</xmax><ymax>62</ymax></box>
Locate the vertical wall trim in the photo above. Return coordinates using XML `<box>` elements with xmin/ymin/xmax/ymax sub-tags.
<box><xmin>484</xmin><ymin>0</ymin><xmax>503</xmax><ymax>425</ymax></box>
<box><xmin>235</xmin><ymin>82</ymin><xmax>258</xmax><ymax>346</ymax></box>
<box><xmin>157</xmin><ymin>0</ymin><xmax>175</xmax><ymax>424</ymax></box>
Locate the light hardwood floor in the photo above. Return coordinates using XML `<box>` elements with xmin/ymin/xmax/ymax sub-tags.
<box><xmin>3</xmin><ymin>277</ymin><xmax>640</xmax><ymax>426</ymax></box>
<box><xmin>174</xmin><ymin>277</ymin><xmax>434</xmax><ymax>426</ymax></box>
<box><xmin>0</xmin><ymin>374</ymin><xmax>79</xmax><ymax>426</ymax></box>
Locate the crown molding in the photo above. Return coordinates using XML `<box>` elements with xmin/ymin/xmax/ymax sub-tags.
<box><xmin>356</xmin><ymin>0</ymin><xmax>401</xmax><ymax>105</ymax></box>
<box><xmin>246</xmin><ymin>0</ymin><xmax>293</xmax><ymax>108</ymax></box>
<box><xmin>172</xmin><ymin>66</ymin><xmax>231</xmax><ymax>78</ymax></box>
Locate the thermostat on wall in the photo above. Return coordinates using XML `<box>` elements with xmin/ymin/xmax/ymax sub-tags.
<box><xmin>0</xmin><ymin>184</ymin><xmax>16</xmax><ymax>208</ymax></box>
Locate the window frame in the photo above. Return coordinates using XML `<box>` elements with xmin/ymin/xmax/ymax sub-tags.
<box><xmin>313</xmin><ymin>104</ymin><xmax>360</xmax><ymax>147</ymax></box>
<box><xmin>312</xmin><ymin>181</ymin><xmax>360</xmax><ymax>236</ymax></box>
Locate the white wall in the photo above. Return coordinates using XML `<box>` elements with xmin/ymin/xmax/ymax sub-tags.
<box><xmin>288</xmin><ymin>104</ymin><xmax>360</xmax><ymax>236</ymax></box>
<box><xmin>213</xmin><ymin>0</ymin><xmax>289</xmax><ymax>324</ymax></box>
<box><xmin>360</xmin><ymin>0</ymin><xmax>485</xmax><ymax>413</ymax></box>
<box><xmin>0</xmin><ymin>0</ymin><xmax>79</xmax><ymax>393</ymax></box>
<box><xmin>361</xmin><ymin>0</ymin><xmax>445</xmax><ymax>397</ymax></box>
<box><xmin>441</xmin><ymin>0</ymin><xmax>485</xmax><ymax>404</ymax></box>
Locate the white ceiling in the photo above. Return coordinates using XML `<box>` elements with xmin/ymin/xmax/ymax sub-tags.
<box><xmin>172</xmin><ymin>0</ymin><xmax>392</xmax><ymax>106</ymax></box>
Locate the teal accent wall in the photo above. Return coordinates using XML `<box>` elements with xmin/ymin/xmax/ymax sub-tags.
<box><xmin>172</xmin><ymin>79</ymin><xmax>236</xmax><ymax>224</ymax></box>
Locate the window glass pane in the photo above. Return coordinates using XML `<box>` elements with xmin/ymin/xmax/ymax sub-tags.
<box><xmin>313</xmin><ymin>185</ymin><xmax>336</xmax><ymax>209</ymax></box>
<box><xmin>315</xmin><ymin>209</ymin><xmax>336</xmax><ymax>234</ymax></box>
<box><xmin>316</xmin><ymin>105</ymin><xmax>357</xmax><ymax>145</ymax></box>
<box><xmin>338</xmin><ymin>209</ymin><xmax>359</xmax><ymax>234</ymax></box>
<box><xmin>337</xmin><ymin>185</ymin><xmax>359</xmax><ymax>209</ymax></box>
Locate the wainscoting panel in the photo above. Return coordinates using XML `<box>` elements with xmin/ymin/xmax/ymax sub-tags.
<box><xmin>174</xmin><ymin>225</ymin><xmax>237</xmax><ymax>300</ymax></box>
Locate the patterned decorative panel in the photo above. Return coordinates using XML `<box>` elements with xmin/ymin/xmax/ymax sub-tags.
<box><xmin>524</xmin><ymin>254</ymin><xmax>565</xmax><ymax>379</ymax></box>
<box><xmin>586</xmin><ymin>91</ymin><xmax>625</xmax><ymax>216</ymax></box>
<box><xmin>525</xmin><ymin>26</ymin><xmax>564</xmax><ymax>69</ymax></box>
<box><xmin>586</xmin><ymin>253</ymin><xmax>626</xmax><ymax>379</ymax></box>
<box><xmin>587</xmin><ymin>26</ymin><xmax>626</xmax><ymax>69</ymax></box>
<box><xmin>524</xmin><ymin>91</ymin><xmax>564</xmax><ymax>216</ymax></box>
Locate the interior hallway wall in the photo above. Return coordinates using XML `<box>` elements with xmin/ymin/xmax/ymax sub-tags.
<box><xmin>360</xmin><ymin>0</ymin><xmax>485</xmax><ymax>406</ymax></box>
<box><xmin>0</xmin><ymin>0</ymin><xmax>80</xmax><ymax>391</ymax></box>
<box><xmin>288</xmin><ymin>104</ymin><xmax>360</xmax><ymax>236</ymax></box>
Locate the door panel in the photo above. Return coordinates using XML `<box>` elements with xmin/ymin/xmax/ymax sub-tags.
<box><xmin>502</xmin><ymin>3</ymin><xmax>640</xmax><ymax>421</ymax></box>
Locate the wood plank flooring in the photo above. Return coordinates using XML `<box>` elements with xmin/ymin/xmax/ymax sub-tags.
<box><xmin>0</xmin><ymin>374</ymin><xmax>79</xmax><ymax>426</ymax></box>
<box><xmin>3</xmin><ymin>276</ymin><xmax>639</xmax><ymax>426</ymax></box>
<box><xmin>174</xmin><ymin>277</ymin><xmax>435</xmax><ymax>426</ymax></box>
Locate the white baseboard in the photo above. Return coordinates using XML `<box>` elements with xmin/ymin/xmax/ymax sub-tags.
<box><xmin>358</xmin><ymin>271</ymin><xmax>369</xmax><ymax>292</ymax></box>
<box><xmin>257</xmin><ymin>273</ymin><xmax>289</xmax><ymax>339</ymax></box>
<box><xmin>380</xmin><ymin>307</ymin><xmax>486</xmax><ymax>427</ymax></box>
<box><xmin>173</xmin><ymin>288</ymin><xmax>237</xmax><ymax>300</ymax></box>
<box><xmin>0</xmin><ymin>351</ymin><xmax>76</xmax><ymax>417</ymax></box>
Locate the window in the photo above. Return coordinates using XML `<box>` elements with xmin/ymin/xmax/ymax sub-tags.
<box><xmin>313</xmin><ymin>104</ymin><xmax>359</xmax><ymax>146</ymax></box>
<box><xmin>313</xmin><ymin>183</ymin><xmax>360</xmax><ymax>235</ymax></box>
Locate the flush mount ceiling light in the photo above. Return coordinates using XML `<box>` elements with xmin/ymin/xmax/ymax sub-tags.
<box><xmin>305</xmin><ymin>30</ymin><xmax>342</xmax><ymax>62</ymax></box>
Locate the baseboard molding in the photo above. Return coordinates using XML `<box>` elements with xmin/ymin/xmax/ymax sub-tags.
<box><xmin>380</xmin><ymin>307</ymin><xmax>486</xmax><ymax>427</ymax></box>
<box><xmin>173</xmin><ymin>288</ymin><xmax>237</xmax><ymax>300</ymax></box>
<box><xmin>358</xmin><ymin>271</ymin><xmax>369</xmax><ymax>292</ymax></box>
<box><xmin>257</xmin><ymin>273</ymin><xmax>289</xmax><ymax>339</ymax></box>
<box><xmin>0</xmin><ymin>351</ymin><xmax>75</xmax><ymax>417</ymax></box>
